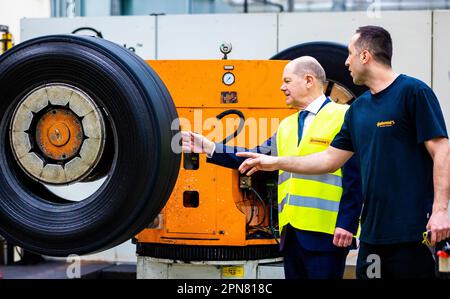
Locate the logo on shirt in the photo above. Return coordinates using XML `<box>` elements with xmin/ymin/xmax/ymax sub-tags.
<box><xmin>309</xmin><ymin>137</ymin><xmax>331</xmax><ymax>146</ymax></box>
<box><xmin>376</xmin><ymin>120</ymin><xmax>396</xmax><ymax>128</ymax></box>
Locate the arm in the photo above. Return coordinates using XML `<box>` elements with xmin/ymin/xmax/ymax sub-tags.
<box><xmin>207</xmin><ymin>143</ymin><xmax>249</xmax><ymax>170</ymax></box>
<box><xmin>333</xmin><ymin>154</ymin><xmax>364</xmax><ymax>247</ymax></box>
<box><xmin>408</xmin><ymin>85</ymin><xmax>450</xmax><ymax>243</ymax></box>
<box><xmin>181</xmin><ymin>131</ymin><xmax>274</xmax><ymax>170</ymax></box>
<box><xmin>236</xmin><ymin>146</ymin><xmax>354</xmax><ymax>176</ymax></box>
<box><xmin>181</xmin><ymin>131</ymin><xmax>215</xmax><ymax>154</ymax></box>
<box><xmin>208</xmin><ymin>135</ymin><xmax>275</xmax><ymax>169</ymax></box>
<box><xmin>425</xmin><ymin>137</ymin><xmax>450</xmax><ymax>244</ymax></box>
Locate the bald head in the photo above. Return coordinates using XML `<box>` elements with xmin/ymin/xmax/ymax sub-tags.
<box><xmin>286</xmin><ymin>56</ymin><xmax>326</xmax><ymax>86</ymax></box>
<box><xmin>281</xmin><ymin>56</ymin><xmax>328</xmax><ymax>109</ymax></box>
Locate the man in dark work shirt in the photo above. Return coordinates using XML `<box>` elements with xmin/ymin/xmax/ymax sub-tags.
<box><xmin>236</xmin><ymin>25</ymin><xmax>450</xmax><ymax>278</ymax></box>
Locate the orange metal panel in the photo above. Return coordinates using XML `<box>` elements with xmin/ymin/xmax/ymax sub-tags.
<box><xmin>136</xmin><ymin>60</ymin><xmax>295</xmax><ymax>247</ymax></box>
<box><xmin>147</xmin><ymin>60</ymin><xmax>289</xmax><ymax>108</ymax></box>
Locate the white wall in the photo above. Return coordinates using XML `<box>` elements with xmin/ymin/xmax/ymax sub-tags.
<box><xmin>0</xmin><ymin>0</ymin><xmax>50</xmax><ymax>43</ymax></box>
<box><xmin>21</xmin><ymin>15</ymin><xmax>156</xmax><ymax>59</ymax></box>
<box><xmin>433</xmin><ymin>10</ymin><xmax>450</xmax><ymax>128</ymax></box>
<box><xmin>157</xmin><ymin>13</ymin><xmax>278</xmax><ymax>59</ymax></box>
<box><xmin>279</xmin><ymin>10</ymin><xmax>432</xmax><ymax>85</ymax></box>
<box><xmin>82</xmin><ymin>0</ymin><xmax>111</xmax><ymax>17</ymax></box>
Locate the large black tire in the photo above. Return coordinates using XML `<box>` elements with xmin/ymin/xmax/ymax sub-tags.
<box><xmin>271</xmin><ymin>42</ymin><xmax>368</xmax><ymax>100</ymax></box>
<box><xmin>0</xmin><ymin>35</ymin><xmax>180</xmax><ymax>256</ymax></box>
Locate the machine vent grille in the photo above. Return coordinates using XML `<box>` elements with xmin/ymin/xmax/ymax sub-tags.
<box><xmin>136</xmin><ymin>243</ymin><xmax>281</xmax><ymax>261</ymax></box>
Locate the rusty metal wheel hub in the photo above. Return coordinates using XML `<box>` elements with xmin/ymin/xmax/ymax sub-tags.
<box><xmin>10</xmin><ymin>83</ymin><xmax>106</xmax><ymax>184</ymax></box>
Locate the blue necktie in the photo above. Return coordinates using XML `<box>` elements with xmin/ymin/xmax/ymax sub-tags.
<box><xmin>298</xmin><ymin>110</ymin><xmax>309</xmax><ymax>146</ymax></box>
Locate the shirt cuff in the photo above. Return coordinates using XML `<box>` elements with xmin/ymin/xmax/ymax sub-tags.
<box><xmin>206</xmin><ymin>142</ymin><xmax>216</xmax><ymax>158</ymax></box>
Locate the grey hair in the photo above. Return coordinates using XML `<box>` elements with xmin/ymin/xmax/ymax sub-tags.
<box><xmin>292</xmin><ymin>56</ymin><xmax>326</xmax><ymax>85</ymax></box>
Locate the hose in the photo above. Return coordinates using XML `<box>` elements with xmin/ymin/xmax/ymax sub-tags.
<box><xmin>216</xmin><ymin>109</ymin><xmax>245</xmax><ymax>144</ymax></box>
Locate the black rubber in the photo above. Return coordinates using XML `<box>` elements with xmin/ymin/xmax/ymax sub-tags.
<box><xmin>136</xmin><ymin>243</ymin><xmax>281</xmax><ymax>262</ymax></box>
<box><xmin>271</xmin><ymin>42</ymin><xmax>368</xmax><ymax>99</ymax></box>
<box><xmin>0</xmin><ymin>35</ymin><xmax>180</xmax><ymax>256</ymax></box>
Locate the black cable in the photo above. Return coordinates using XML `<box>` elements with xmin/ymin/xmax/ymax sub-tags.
<box><xmin>268</xmin><ymin>189</ymin><xmax>273</xmax><ymax>228</ymax></box>
<box><xmin>268</xmin><ymin>189</ymin><xmax>277</xmax><ymax>235</ymax></box>
<box><xmin>244</xmin><ymin>190</ymin><xmax>254</xmax><ymax>226</ymax></box>
<box><xmin>267</xmin><ymin>189</ymin><xmax>279</xmax><ymax>245</ymax></box>
<box><xmin>71</xmin><ymin>27</ymin><xmax>103</xmax><ymax>38</ymax></box>
<box><xmin>253</xmin><ymin>0</ymin><xmax>284</xmax><ymax>12</ymax></box>
<box><xmin>246</xmin><ymin>186</ymin><xmax>280</xmax><ymax>244</ymax></box>
<box><xmin>216</xmin><ymin>110</ymin><xmax>245</xmax><ymax>144</ymax></box>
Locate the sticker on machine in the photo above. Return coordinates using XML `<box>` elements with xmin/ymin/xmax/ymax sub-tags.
<box><xmin>222</xmin><ymin>266</ymin><xmax>244</xmax><ymax>278</ymax></box>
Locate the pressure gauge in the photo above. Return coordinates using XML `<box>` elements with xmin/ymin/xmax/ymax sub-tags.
<box><xmin>222</xmin><ymin>72</ymin><xmax>235</xmax><ymax>86</ymax></box>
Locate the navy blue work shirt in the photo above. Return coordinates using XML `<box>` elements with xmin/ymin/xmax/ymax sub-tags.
<box><xmin>331</xmin><ymin>74</ymin><xmax>448</xmax><ymax>245</ymax></box>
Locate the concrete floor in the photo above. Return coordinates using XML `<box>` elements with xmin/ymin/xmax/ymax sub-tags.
<box><xmin>0</xmin><ymin>249</ymin><xmax>359</xmax><ymax>279</ymax></box>
<box><xmin>0</xmin><ymin>261</ymin><xmax>136</xmax><ymax>279</ymax></box>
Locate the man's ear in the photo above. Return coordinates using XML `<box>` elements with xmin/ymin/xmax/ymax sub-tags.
<box><xmin>305</xmin><ymin>74</ymin><xmax>314</xmax><ymax>87</ymax></box>
<box><xmin>361</xmin><ymin>50</ymin><xmax>371</xmax><ymax>64</ymax></box>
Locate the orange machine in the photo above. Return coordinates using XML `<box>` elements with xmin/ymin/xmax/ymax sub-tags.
<box><xmin>135</xmin><ymin>59</ymin><xmax>354</xmax><ymax>261</ymax></box>
<box><xmin>136</xmin><ymin>60</ymin><xmax>290</xmax><ymax>260</ymax></box>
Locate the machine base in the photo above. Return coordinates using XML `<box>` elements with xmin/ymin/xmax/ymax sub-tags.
<box><xmin>137</xmin><ymin>256</ymin><xmax>284</xmax><ymax>279</ymax></box>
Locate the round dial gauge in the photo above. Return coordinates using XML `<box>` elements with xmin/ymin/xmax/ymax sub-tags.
<box><xmin>222</xmin><ymin>72</ymin><xmax>235</xmax><ymax>86</ymax></box>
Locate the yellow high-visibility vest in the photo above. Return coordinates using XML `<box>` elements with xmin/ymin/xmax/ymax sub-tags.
<box><xmin>276</xmin><ymin>102</ymin><xmax>348</xmax><ymax>235</ymax></box>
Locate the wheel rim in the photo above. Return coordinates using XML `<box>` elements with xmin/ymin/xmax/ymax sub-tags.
<box><xmin>10</xmin><ymin>83</ymin><xmax>106</xmax><ymax>185</ymax></box>
<box><xmin>323</xmin><ymin>79</ymin><xmax>355</xmax><ymax>104</ymax></box>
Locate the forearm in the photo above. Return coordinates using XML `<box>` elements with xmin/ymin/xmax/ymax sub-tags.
<box><xmin>207</xmin><ymin>143</ymin><xmax>247</xmax><ymax>169</ymax></box>
<box><xmin>276</xmin><ymin>149</ymin><xmax>343</xmax><ymax>175</ymax></box>
<box><xmin>208</xmin><ymin>135</ymin><xmax>275</xmax><ymax>170</ymax></box>
<box><xmin>432</xmin><ymin>147</ymin><xmax>450</xmax><ymax>213</ymax></box>
<box><xmin>336</xmin><ymin>155</ymin><xmax>363</xmax><ymax>234</ymax></box>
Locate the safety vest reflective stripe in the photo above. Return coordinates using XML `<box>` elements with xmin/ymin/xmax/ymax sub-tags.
<box><xmin>278</xmin><ymin>194</ymin><xmax>340</xmax><ymax>213</ymax></box>
<box><xmin>278</xmin><ymin>171</ymin><xmax>342</xmax><ymax>188</ymax></box>
<box><xmin>278</xmin><ymin>195</ymin><xmax>288</xmax><ymax>212</ymax></box>
<box><xmin>289</xmin><ymin>195</ymin><xmax>340</xmax><ymax>212</ymax></box>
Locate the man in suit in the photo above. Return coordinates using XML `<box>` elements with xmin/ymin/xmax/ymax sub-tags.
<box><xmin>182</xmin><ymin>56</ymin><xmax>363</xmax><ymax>279</ymax></box>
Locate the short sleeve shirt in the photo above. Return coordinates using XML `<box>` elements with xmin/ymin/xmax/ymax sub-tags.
<box><xmin>331</xmin><ymin>74</ymin><xmax>448</xmax><ymax>244</ymax></box>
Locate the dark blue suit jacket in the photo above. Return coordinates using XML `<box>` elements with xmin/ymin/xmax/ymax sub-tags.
<box><xmin>207</xmin><ymin>104</ymin><xmax>363</xmax><ymax>252</ymax></box>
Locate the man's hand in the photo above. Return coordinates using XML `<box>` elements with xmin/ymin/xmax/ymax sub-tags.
<box><xmin>426</xmin><ymin>210</ymin><xmax>450</xmax><ymax>245</ymax></box>
<box><xmin>181</xmin><ymin>131</ymin><xmax>214</xmax><ymax>155</ymax></box>
<box><xmin>424</xmin><ymin>137</ymin><xmax>450</xmax><ymax>245</ymax></box>
<box><xmin>333</xmin><ymin>227</ymin><xmax>353</xmax><ymax>248</ymax></box>
<box><xmin>236</xmin><ymin>152</ymin><xmax>279</xmax><ymax>175</ymax></box>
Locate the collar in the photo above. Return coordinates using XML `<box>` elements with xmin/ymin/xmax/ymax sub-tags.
<box><xmin>303</xmin><ymin>94</ymin><xmax>327</xmax><ymax>115</ymax></box>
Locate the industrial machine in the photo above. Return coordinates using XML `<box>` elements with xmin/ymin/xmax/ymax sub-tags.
<box><xmin>0</xmin><ymin>25</ymin><xmax>13</xmax><ymax>54</ymax></box>
<box><xmin>0</xmin><ymin>35</ymin><xmax>364</xmax><ymax>278</ymax></box>
<box><xmin>134</xmin><ymin>46</ymin><xmax>362</xmax><ymax>277</ymax></box>
<box><xmin>136</xmin><ymin>59</ymin><xmax>288</xmax><ymax>278</ymax></box>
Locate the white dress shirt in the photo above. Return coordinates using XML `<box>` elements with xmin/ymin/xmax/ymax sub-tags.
<box><xmin>300</xmin><ymin>94</ymin><xmax>328</xmax><ymax>139</ymax></box>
